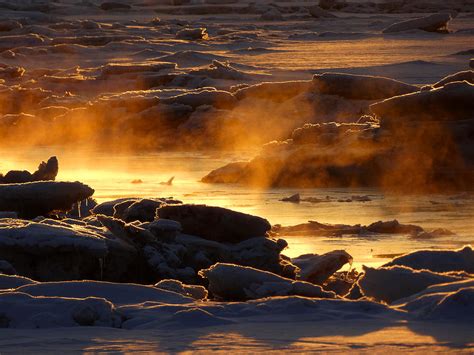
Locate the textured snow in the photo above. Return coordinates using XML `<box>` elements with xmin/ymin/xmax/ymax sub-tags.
<box><xmin>0</xmin><ymin>292</ymin><xmax>120</xmax><ymax>329</ymax></box>
<box><xmin>357</xmin><ymin>265</ymin><xmax>466</xmax><ymax>303</ymax></box>
<box><xmin>0</xmin><ymin>274</ymin><xmax>37</xmax><ymax>290</ymax></box>
<box><xmin>199</xmin><ymin>262</ymin><xmax>336</xmax><ymax>300</ymax></box>
<box><xmin>15</xmin><ymin>280</ymin><xmax>194</xmax><ymax>306</ymax></box>
<box><xmin>0</xmin><ymin>219</ymin><xmax>107</xmax><ymax>256</ymax></box>
<box><xmin>383</xmin><ymin>246</ymin><xmax>474</xmax><ymax>273</ymax></box>
<box><xmin>396</xmin><ymin>280</ymin><xmax>474</xmax><ymax>321</ymax></box>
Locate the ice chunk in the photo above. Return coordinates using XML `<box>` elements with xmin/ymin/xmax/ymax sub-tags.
<box><xmin>0</xmin><ymin>156</ymin><xmax>58</xmax><ymax>184</ymax></box>
<box><xmin>0</xmin><ymin>274</ymin><xmax>36</xmax><ymax>290</ymax></box>
<box><xmin>433</xmin><ymin>70</ymin><xmax>474</xmax><ymax>88</ymax></box>
<box><xmin>313</xmin><ymin>72</ymin><xmax>417</xmax><ymax>100</ymax></box>
<box><xmin>281</xmin><ymin>193</ymin><xmax>301</xmax><ymax>203</ymax></box>
<box><xmin>115</xmin><ymin>199</ymin><xmax>164</xmax><ymax>223</ymax></box>
<box><xmin>383</xmin><ymin>246</ymin><xmax>474</xmax><ymax>274</ymax></box>
<box><xmin>148</xmin><ymin>219</ymin><xmax>182</xmax><ymax>241</ymax></box>
<box><xmin>176</xmin><ymin>28</ymin><xmax>209</xmax><ymax>40</ymax></box>
<box><xmin>0</xmin><ymin>219</ymin><xmax>108</xmax><ymax>257</ymax></box>
<box><xmin>397</xmin><ymin>280</ymin><xmax>474</xmax><ymax>321</ymax></box>
<box><xmin>292</xmin><ymin>250</ymin><xmax>353</xmax><ymax>284</ymax></box>
<box><xmin>358</xmin><ymin>265</ymin><xmax>465</xmax><ymax>303</ymax></box>
<box><xmin>161</xmin><ymin>90</ymin><xmax>237</xmax><ymax>110</ymax></box>
<box><xmin>157</xmin><ymin>204</ymin><xmax>271</xmax><ymax>243</ymax></box>
<box><xmin>383</xmin><ymin>13</ymin><xmax>452</xmax><ymax>34</ymax></box>
<box><xmin>199</xmin><ymin>263</ymin><xmax>335</xmax><ymax>300</ymax></box>
<box><xmin>0</xmin><ymin>292</ymin><xmax>120</xmax><ymax>328</ymax></box>
<box><xmin>234</xmin><ymin>80</ymin><xmax>312</xmax><ymax>102</ymax></box>
<box><xmin>0</xmin><ymin>181</ymin><xmax>94</xmax><ymax>218</ymax></box>
<box><xmin>155</xmin><ymin>279</ymin><xmax>207</xmax><ymax>300</ymax></box>
<box><xmin>92</xmin><ymin>198</ymin><xmax>140</xmax><ymax>216</ymax></box>
<box><xmin>370</xmin><ymin>81</ymin><xmax>474</xmax><ymax>122</ymax></box>
<box><xmin>0</xmin><ymin>219</ymin><xmax>128</xmax><ymax>281</ymax></box>
<box><xmin>16</xmin><ymin>280</ymin><xmax>193</xmax><ymax>306</ymax></box>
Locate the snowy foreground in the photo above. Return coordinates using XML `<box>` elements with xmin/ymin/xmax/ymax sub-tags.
<box><xmin>0</xmin><ymin>186</ymin><xmax>473</xmax><ymax>352</ymax></box>
<box><xmin>0</xmin><ymin>249</ymin><xmax>473</xmax><ymax>352</ymax></box>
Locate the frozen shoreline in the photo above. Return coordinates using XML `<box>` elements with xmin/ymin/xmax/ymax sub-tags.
<box><xmin>0</xmin><ymin>178</ymin><xmax>472</xmax><ymax>352</ymax></box>
<box><xmin>0</xmin><ymin>0</ymin><xmax>473</xmax><ymax>352</ymax></box>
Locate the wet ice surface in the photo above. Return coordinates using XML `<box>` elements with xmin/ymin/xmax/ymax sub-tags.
<box><xmin>2</xmin><ymin>149</ymin><xmax>473</xmax><ymax>269</ymax></box>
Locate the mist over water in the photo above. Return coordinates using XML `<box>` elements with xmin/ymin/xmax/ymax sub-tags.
<box><xmin>0</xmin><ymin>1</ymin><xmax>472</xmax><ymax>271</ymax></box>
<box><xmin>3</xmin><ymin>148</ymin><xmax>472</xmax><ymax>269</ymax></box>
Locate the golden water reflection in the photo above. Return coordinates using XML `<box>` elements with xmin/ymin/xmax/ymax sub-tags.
<box><xmin>1</xmin><ymin>148</ymin><xmax>473</xmax><ymax>268</ymax></box>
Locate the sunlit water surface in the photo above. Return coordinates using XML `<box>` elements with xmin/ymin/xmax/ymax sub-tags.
<box><xmin>1</xmin><ymin>148</ymin><xmax>473</xmax><ymax>269</ymax></box>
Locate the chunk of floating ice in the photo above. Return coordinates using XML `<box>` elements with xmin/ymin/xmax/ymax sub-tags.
<box><xmin>312</xmin><ymin>72</ymin><xmax>418</xmax><ymax>100</ymax></box>
<box><xmin>176</xmin><ymin>28</ymin><xmax>209</xmax><ymax>41</ymax></box>
<box><xmin>199</xmin><ymin>262</ymin><xmax>336</xmax><ymax>301</ymax></box>
<box><xmin>371</xmin><ymin>81</ymin><xmax>474</xmax><ymax>122</ymax></box>
<box><xmin>292</xmin><ymin>250</ymin><xmax>353</xmax><ymax>285</ymax></box>
<box><xmin>15</xmin><ymin>280</ymin><xmax>194</xmax><ymax>306</ymax></box>
<box><xmin>357</xmin><ymin>265</ymin><xmax>467</xmax><ymax>304</ymax></box>
<box><xmin>0</xmin><ymin>181</ymin><xmax>94</xmax><ymax>218</ymax></box>
<box><xmin>157</xmin><ymin>204</ymin><xmax>271</xmax><ymax>243</ymax></box>
<box><xmin>0</xmin><ymin>292</ymin><xmax>120</xmax><ymax>328</ymax></box>
<box><xmin>383</xmin><ymin>245</ymin><xmax>474</xmax><ymax>274</ymax></box>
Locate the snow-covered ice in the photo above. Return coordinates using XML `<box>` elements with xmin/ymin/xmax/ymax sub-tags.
<box><xmin>0</xmin><ymin>0</ymin><xmax>472</xmax><ymax>351</ymax></box>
